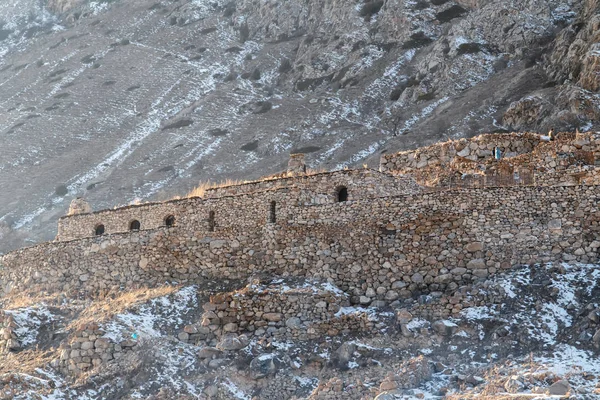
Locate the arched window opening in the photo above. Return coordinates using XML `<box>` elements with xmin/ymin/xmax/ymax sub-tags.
<box><xmin>208</xmin><ymin>211</ymin><xmax>215</xmax><ymax>232</ymax></box>
<box><xmin>95</xmin><ymin>224</ymin><xmax>105</xmax><ymax>236</ymax></box>
<box><xmin>130</xmin><ymin>220</ymin><xmax>141</xmax><ymax>231</ymax></box>
<box><xmin>269</xmin><ymin>201</ymin><xmax>276</xmax><ymax>223</ymax></box>
<box><xmin>165</xmin><ymin>215</ymin><xmax>175</xmax><ymax>227</ymax></box>
<box><xmin>337</xmin><ymin>186</ymin><xmax>348</xmax><ymax>202</ymax></box>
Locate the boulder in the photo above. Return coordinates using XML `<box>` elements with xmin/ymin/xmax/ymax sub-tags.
<box><xmin>249</xmin><ymin>354</ymin><xmax>278</xmax><ymax>379</ymax></box>
<box><xmin>285</xmin><ymin>317</ymin><xmax>302</xmax><ymax>329</ymax></box>
<box><xmin>332</xmin><ymin>342</ymin><xmax>356</xmax><ymax>370</ymax></box>
<box><xmin>216</xmin><ymin>333</ymin><xmax>249</xmax><ymax>351</ymax></box>
<box><xmin>432</xmin><ymin>320</ymin><xmax>458</xmax><ymax>336</ymax></box>
<box><xmin>465</xmin><ymin>242</ymin><xmax>483</xmax><ymax>252</ymax></box>
<box><xmin>198</xmin><ymin>347</ymin><xmax>222</xmax><ymax>359</ymax></box>
<box><xmin>592</xmin><ymin>329</ymin><xmax>600</xmax><ymax>345</ymax></box>
<box><xmin>547</xmin><ymin>380</ymin><xmax>570</xmax><ymax>396</ymax></box>
<box><xmin>263</xmin><ymin>313</ymin><xmax>282</xmax><ymax>322</ymax></box>
<box><xmin>466</xmin><ymin>259</ymin><xmax>486</xmax><ymax>269</ymax></box>
<box><xmin>504</xmin><ymin>376</ymin><xmax>524</xmax><ymax>393</ymax></box>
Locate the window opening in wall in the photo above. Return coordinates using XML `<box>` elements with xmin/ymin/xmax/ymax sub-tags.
<box><xmin>165</xmin><ymin>215</ymin><xmax>175</xmax><ymax>227</ymax></box>
<box><xmin>130</xmin><ymin>220</ymin><xmax>141</xmax><ymax>231</ymax></box>
<box><xmin>95</xmin><ymin>224</ymin><xmax>105</xmax><ymax>236</ymax></box>
<box><xmin>269</xmin><ymin>201</ymin><xmax>276</xmax><ymax>223</ymax></box>
<box><xmin>337</xmin><ymin>186</ymin><xmax>348</xmax><ymax>202</ymax></box>
<box><xmin>208</xmin><ymin>211</ymin><xmax>215</xmax><ymax>232</ymax></box>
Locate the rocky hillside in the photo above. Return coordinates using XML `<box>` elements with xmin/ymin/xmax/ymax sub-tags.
<box><xmin>0</xmin><ymin>0</ymin><xmax>598</xmax><ymax>251</ymax></box>
<box><xmin>1</xmin><ymin>263</ymin><xmax>599</xmax><ymax>398</ymax></box>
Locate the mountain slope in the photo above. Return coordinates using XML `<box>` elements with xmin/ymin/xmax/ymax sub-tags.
<box><xmin>0</xmin><ymin>0</ymin><xmax>598</xmax><ymax>252</ymax></box>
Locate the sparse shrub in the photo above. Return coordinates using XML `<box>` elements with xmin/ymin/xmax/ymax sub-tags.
<box><xmin>224</xmin><ymin>71</ymin><xmax>237</xmax><ymax>82</ymax></box>
<box><xmin>413</xmin><ymin>0</ymin><xmax>429</xmax><ymax>10</ymax></box>
<box><xmin>240</xmin><ymin>140</ymin><xmax>259</xmax><ymax>151</ymax></box>
<box><xmin>278</xmin><ymin>59</ymin><xmax>292</xmax><ymax>73</ymax></box>
<box><xmin>457</xmin><ymin>43</ymin><xmax>483</xmax><ymax>55</ymax></box>
<box><xmin>360</xmin><ymin>1</ymin><xmax>384</xmax><ymax>19</ymax></box>
<box><xmin>390</xmin><ymin>86</ymin><xmax>405</xmax><ymax>101</ymax></box>
<box><xmin>162</xmin><ymin>119</ymin><xmax>194</xmax><ymax>130</ymax></box>
<box><xmin>402</xmin><ymin>32</ymin><xmax>433</xmax><ymax>49</ymax></box>
<box><xmin>201</xmin><ymin>27</ymin><xmax>217</xmax><ymax>35</ymax></box>
<box><xmin>208</xmin><ymin>128</ymin><xmax>229</xmax><ymax>137</ymax></box>
<box><xmin>436</xmin><ymin>5</ymin><xmax>467</xmax><ymax>23</ymax></box>
<box><xmin>417</xmin><ymin>91</ymin><xmax>436</xmax><ymax>102</ymax></box>
<box><xmin>239</xmin><ymin>23</ymin><xmax>250</xmax><ymax>43</ymax></box>
<box><xmin>223</xmin><ymin>2</ymin><xmax>236</xmax><ymax>17</ymax></box>
<box><xmin>55</xmin><ymin>185</ymin><xmax>69</xmax><ymax>196</ymax></box>
<box><xmin>81</xmin><ymin>54</ymin><xmax>96</xmax><ymax>64</ymax></box>
<box><xmin>291</xmin><ymin>146</ymin><xmax>321</xmax><ymax>154</ymax></box>
<box><xmin>250</xmin><ymin>68</ymin><xmax>261</xmax><ymax>80</ymax></box>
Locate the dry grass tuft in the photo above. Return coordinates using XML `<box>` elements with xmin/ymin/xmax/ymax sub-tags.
<box><xmin>186</xmin><ymin>179</ymin><xmax>243</xmax><ymax>198</ymax></box>
<box><xmin>184</xmin><ymin>168</ymin><xmax>330</xmax><ymax>199</ymax></box>
<box><xmin>1</xmin><ymin>291</ymin><xmax>64</xmax><ymax>310</ymax></box>
<box><xmin>0</xmin><ymin>349</ymin><xmax>55</xmax><ymax>375</ymax></box>
<box><xmin>68</xmin><ymin>286</ymin><xmax>179</xmax><ymax>331</ymax></box>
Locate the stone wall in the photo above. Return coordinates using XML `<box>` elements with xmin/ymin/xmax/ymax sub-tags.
<box><xmin>0</xmin><ymin>312</ymin><xmax>19</xmax><ymax>353</ymax></box>
<box><xmin>3</xmin><ymin>185</ymin><xmax>600</xmax><ymax>304</ymax></box>
<box><xmin>54</xmin><ymin>323</ymin><xmax>137</xmax><ymax>375</ymax></box>
<box><xmin>56</xmin><ymin>169</ymin><xmax>421</xmax><ymax>241</ymax></box>
<box><xmin>189</xmin><ymin>279</ymin><xmax>383</xmax><ymax>341</ymax></box>
<box><xmin>380</xmin><ymin>132</ymin><xmax>548</xmax><ymax>172</ymax></box>
<box><xmin>380</xmin><ymin>131</ymin><xmax>600</xmax><ymax>189</ymax></box>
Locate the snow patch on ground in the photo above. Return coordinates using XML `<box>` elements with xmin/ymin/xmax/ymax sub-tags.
<box><xmin>102</xmin><ymin>286</ymin><xmax>197</xmax><ymax>342</ymax></box>
<box><xmin>5</xmin><ymin>305</ymin><xmax>55</xmax><ymax>347</ymax></box>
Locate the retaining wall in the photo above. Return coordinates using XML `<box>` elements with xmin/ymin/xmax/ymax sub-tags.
<box><xmin>2</xmin><ymin>185</ymin><xmax>600</xmax><ymax>302</ymax></box>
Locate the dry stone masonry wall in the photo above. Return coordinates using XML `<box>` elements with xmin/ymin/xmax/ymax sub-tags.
<box><xmin>56</xmin><ymin>169</ymin><xmax>421</xmax><ymax>241</ymax></box>
<box><xmin>0</xmin><ymin>312</ymin><xmax>19</xmax><ymax>353</ymax></box>
<box><xmin>3</xmin><ymin>184</ymin><xmax>600</xmax><ymax>305</ymax></box>
<box><xmin>380</xmin><ymin>131</ymin><xmax>600</xmax><ymax>189</ymax></box>
<box><xmin>193</xmin><ymin>279</ymin><xmax>383</xmax><ymax>341</ymax></box>
<box><xmin>54</xmin><ymin>323</ymin><xmax>138</xmax><ymax>375</ymax></box>
<box><xmin>3</xmin><ymin>132</ymin><xmax>600</xmax><ymax>304</ymax></box>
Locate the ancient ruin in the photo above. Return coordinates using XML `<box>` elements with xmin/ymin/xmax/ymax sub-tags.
<box><xmin>3</xmin><ymin>131</ymin><xmax>600</xmax><ymax>396</ymax></box>
<box><xmin>1</xmin><ymin>131</ymin><xmax>600</xmax><ymax>301</ymax></box>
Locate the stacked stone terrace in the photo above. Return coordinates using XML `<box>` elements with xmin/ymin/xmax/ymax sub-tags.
<box><xmin>2</xmin><ymin>132</ymin><xmax>600</xmax><ymax>306</ymax></box>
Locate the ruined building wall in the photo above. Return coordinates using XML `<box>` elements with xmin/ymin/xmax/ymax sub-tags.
<box><xmin>2</xmin><ymin>185</ymin><xmax>600</xmax><ymax>305</ymax></box>
<box><xmin>380</xmin><ymin>131</ymin><xmax>600</xmax><ymax>189</ymax></box>
<box><xmin>57</xmin><ymin>169</ymin><xmax>421</xmax><ymax>241</ymax></box>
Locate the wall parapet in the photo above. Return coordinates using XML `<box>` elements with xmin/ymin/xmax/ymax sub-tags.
<box><xmin>56</xmin><ymin>168</ymin><xmax>421</xmax><ymax>241</ymax></box>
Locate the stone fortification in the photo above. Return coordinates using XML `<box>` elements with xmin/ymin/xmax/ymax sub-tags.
<box><xmin>380</xmin><ymin>131</ymin><xmax>600</xmax><ymax>188</ymax></box>
<box><xmin>56</xmin><ymin>169</ymin><xmax>420</xmax><ymax>241</ymax></box>
<box><xmin>3</xmin><ymin>132</ymin><xmax>600</xmax><ymax>304</ymax></box>
<box><xmin>2</xmin><ymin>183</ymin><xmax>600</xmax><ymax>305</ymax></box>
